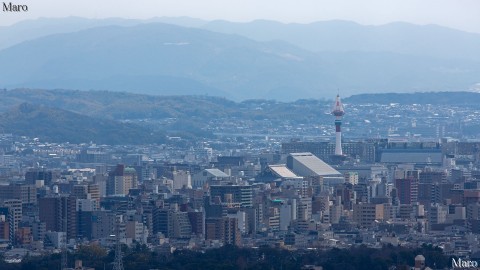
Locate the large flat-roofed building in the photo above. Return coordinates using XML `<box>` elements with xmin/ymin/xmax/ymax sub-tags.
<box><xmin>286</xmin><ymin>153</ymin><xmax>342</xmax><ymax>177</ymax></box>
<box><xmin>282</xmin><ymin>142</ymin><xmax>376</xmax><ymax>163</ymax></box>
<box><xmin>193</xmin><ymin>168</ymin><xmax>230</xmax><ymax>188</ymax></box>
<box><xmin>268</xmin><ymin>164</ymin><xmax>299</xmax><ymax>179</ymax></box>
<box><xmin>285</xmin><ymin>152</ymin><xmax>344</xmax><ymax>187</ymax></box>
<box><xmin>379</xmin><ymin>141</ymin><xmax>443</xmax><ymax>166</ymax></box>
<box><xmin>380</xmin><ymin>149</ymin><xmax>443</xmax><ymax>165</ymax></box>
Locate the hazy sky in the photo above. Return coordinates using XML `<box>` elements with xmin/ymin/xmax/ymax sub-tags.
<box><xmin>2</xmin><ymin>0</ymin><xmax>480</xmax><ymax>33</ymax></box>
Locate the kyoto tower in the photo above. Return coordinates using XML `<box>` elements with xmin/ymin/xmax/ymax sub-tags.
<box><xmin>332</xmin><ymin>94</ymin><xmax>345</xmax><ymax>156</ymax></box>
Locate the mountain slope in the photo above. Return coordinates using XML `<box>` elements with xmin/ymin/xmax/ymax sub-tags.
<box><xmin>0</xmin><ymin>103</ymin><xmax>165</xmax><ymax>144</ymax></box>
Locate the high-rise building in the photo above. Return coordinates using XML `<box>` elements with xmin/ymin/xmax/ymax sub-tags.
<box><xmin>91</xmin><ymin>211</ymin><xmax>117</xmax><ymax>240</ymax></box>
<box><xmin>172</xmin><ymin>170</ymin><xmax>192</xmax><ymax>190</ymax></box>
<box><xmin>353</xmin><ymin>203</ymin><xmax>385</xmax><ymax>227</ymax></box>
<box><xmin>88</xmin><ymin>183</ymin><xmax>100</xmax><ymax>203</ymax></box>
<box><xmin>107</xmin><ymin>165</ymin><xmax>137</xmax><ymax>196</ymax></box>
<box><xmin>25</xmin><ymin>169</ymin><xmax>54</xmax><ymax>186</ymax></box>
<box><xmin>172</xmin><ymin>211</ymin><xmax>192</xmax><ymax>238</ymax></box>
<box><xmin>419</xmin><ymin>170</ymin><xmax>447</xmax><ymax>184</ymax></box>
<box><xmin>0</xmin><ymin>207</ymin><xmax>13</xmax><ymax>244</ymax></box>
<box><xmin>1</xmin><ymin>199</ymin><xmax>21</xmax><ymax>233</ymax></box>
<box><xmin>395</xmin><ymin>178</ymin><xmax>418</xmax><ymax>205</ymax></box>
<box><xmin>124</xmin><ymin>167</ymin><xmax>138</xmax><ymax>191</ymax></box>
<box><xmin>15</xmin><ymin>226</ymin><xmax>32</xmax><ymax>246</ymax></box>
<box><xmin>0</xmin><ymin>183</ymin><xmax>37</xmax><ymax>204</ymax></box>
<box><xmin>0</xmin><ymin>214</ymin><xmax>9</xmax><ymax>242</ymax></box>
<box><xmin>72</xmin><ymin>185</ymin><xmax>88</xmax><ymax>199</ymax></box>
<box><xmin>210</xmin><ymin>185</ymin><xmax>253</xmax><ymax>208</ymax></box>
<box><xmin>188</xmin><ymin>211</ymin><xmax>205</xmax><ymax>236</ymax></box>
<box><xmin>153</xmin><ymin>208</ymin><xmax>173</xmax><ymax>237</ymax></box>
<box><xmin>38</xmin><ymin>196</ymin><xmax>77</xmax><ymax>240</ymax></box>
<box><xmin>344</xmin><ymin>172</ymin><xmax>359</xmax><ymax>185</ymax></box>
<box><xmin>205</xmin><ymin>217</ymin><xmax>241</xmax><ymax>246</ymax></box>
<box><xmin>125</xmin><ymin>220</ymin><xmax>147</xmax><ymax>243</ymax></box>
<box><xmin>31</xmin><ymin>220</ymin><xmax>46</xmax><ymax>242</ymax></box>
<box><xmin>428</xmin><ymin>204</ymin><xmax>448</xmax><ymax>225</ymax></box>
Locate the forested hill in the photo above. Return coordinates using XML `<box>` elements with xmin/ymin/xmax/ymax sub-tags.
<box><xmin>0</xmin><ymin>103</ymin><xmax>165</xmax><ymax>144</ymax></box>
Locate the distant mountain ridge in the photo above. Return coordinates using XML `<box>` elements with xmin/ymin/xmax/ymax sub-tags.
<box><xmin>0</xmin><ymin>16</ymin><xmax>216</xmax><ymax>50</ymax></box>
<box><xmin>201</xmin><ymin>20</ymin><xmax>480</xmax><ymax>61</ymax></box>
<box><xmin>0</xmin><ymin>22</ymin><xmax>338</xmax><ymax>99</ymax></box>
<box><xmin>1</xmin><ymin>21</ymin><xmax>479</xmax><ymax>100</ymax></box>
<box><xmin>3</xmin><ymin>17</ymin><xmax>480</xmax><ymax>61</ymax></box>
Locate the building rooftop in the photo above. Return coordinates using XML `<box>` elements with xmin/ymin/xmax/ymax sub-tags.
<box><xmin>268</xmin><ymin>164</ymin><xmax>299</xmax><ymax>178</ymax></box>
<box><xmin>205</xmin><ymin>168</ymin><xmax>229</xmax><ymax>178</ymax></box>
<box><xmin>380</xmin><ymin>151</ymin><xmax>442</xmax><ymax>164</ymax></box>
<box><xmin>288</xmin><ymin>152</ymin><xmax>341</xmax><ymax>176</ymax></box>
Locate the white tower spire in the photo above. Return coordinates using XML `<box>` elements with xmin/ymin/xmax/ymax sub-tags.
<box><xmin>331</xmin><ymin>94</ymin><xmax>345</xmax><ymax>156</ymax></box>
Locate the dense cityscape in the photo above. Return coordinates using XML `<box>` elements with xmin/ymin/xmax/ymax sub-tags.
<box><xmin>2</xmin><ymin>0</ymin><xmax>480</xmax><ymax>268</ymax></box>
<box><xmin>0</xmin><ymin>93</ymin><xmax>479</xmax><ymax>270</ymax></box>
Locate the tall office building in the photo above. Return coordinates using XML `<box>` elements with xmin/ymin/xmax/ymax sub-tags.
<box><xmin>395</xmin><ymin>178</ymin><xmax>419</xmax><ymax>205</ymax></box>
<box><xmin>172</xmin><ymin>170</ymin><xmax>192</xmax><ymax>190</ymax></box>
<box><xmin>205</xmin><ymin>217</ymin><xmax>241</xmax><ymax>246</ymax></box>
<box><xmin>353</xmin><ymin>203</ymin><xmax>385</xmax><ymax>227</ymax></box>
<box><xmin>39</xmin><ymin>196</ymin><xmax>77</xmax><ymax>240</ymax></box>
<box><xmin>210</xmin><ymin>185</ymin><xmax>253</xmax><ymax>208</ymax></box>
<box><xmin>0</xmin><ymin>214</ymin><xmax>9</xmax><ymax>242</ymax></box>
<box><xmin>0</xmin><ymin>183</ymin><xmax>37</xmax><ymax>204</ymax></box>
<box><xmin>107</xmin><ymin>165</ymin><xmax>137</xmax><ymax>196</ymax></box>
<box><xmin>1</xmin><ymin>199</ymin><xmax>21</xmax><ymax>232</ymax></box>
<box><xmin>25</xmin><ymin>169</ymin><xmax>54</xmax><ymax>186</ymax></box>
